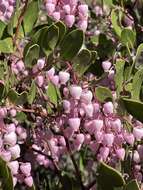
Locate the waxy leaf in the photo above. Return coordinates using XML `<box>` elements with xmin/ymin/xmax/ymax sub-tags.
<box><xmin>73</xmin><ymin>49</ymin><xmax>92</xmax><ymax>77</ymax></box>
<box><xmin>132</xmin><ymin>67</ymin><xmax>143</xmax><ymax>100</ymax></box>
<box><xmin>41</xmin><ymin>24</ymin><xmax>59</xmax><ymax>57</ymax></box>
<box><xmin>122</xmin><ymin>98</ymin><xmax>143</xmax><ymax>122</ymax></box>
<box><xmin>0</xmin><ymin>21</ymin><xmax>6</xmax><ymax>39</ymax></box>
<box><xmin>46</xmin><ymin>82</ymin><xmax>58</xmax><ymax>107</ymax></box>
<box><xmin>121</xmin><ymin>28</ymin><xmax>136</xmax><ymax>48</ymax></box>
<box><xmin>24</xmin><ymin>44</ymin><xmax>40</xmax><ymax>67</ymax></box>
<box><xmin>135</xmin><ymin>43</ymin><xmax>143</xmax><ymax>69</ymax></box>
<box><xmin>95</xmin><ymin>86</ymin><xmax>113</xmax><ymax>102</ymax></box>
<box><xmin>8</xmin><ymin>89</ymin><xmax>28</xmax><ymax>105</ymax></box>
<box><xmin>0</xmin><ymin>38</ymin><xmax>13</xmax><ymax>53</ymax></box>
<box><xmin>115</xmin><ymin>59</ymin><xmax>125</xmax><ymax>96</ymax></box>
<box><xmin>60</xmin><ymin>29</ymin><xmax>84</xmax><ymax>60</ymax></box>
<box><xmin>55</xmin><ymin>21</ymin><xmax>66</xmax><ymax>45</ymax></box>
<box><xmin>23</xmin><ymin>1</ymin><xmax>39</xmax><ymax>33</ymax></box>
<box><xmin>124</xmin><ymin>180</ymin><xmax>139</xmax><ymax>190</ymax></box>
<box><xmin>97</xmin><ymin>162</ymin><xmax>125</xmax><ymax>190</ymax></box>
<box><xmin>111</xmin><ymin>9</ymin><xmax>122</xmax><ymax>37</ymax></box>
<box><xmin>28</xmin><ymin>80</ymin><xmax>37</xmax><ymax>104</ymax></box>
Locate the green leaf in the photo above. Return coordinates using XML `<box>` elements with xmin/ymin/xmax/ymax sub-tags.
<box><xmin>115</xmin><ymin>59</ymin><xmax>125</xmax><ymax>96</ymax></box>
<box><xmin>97</xmin><ymin>162</ymin><xmax>125</xmax><ymax>190</ymax></box>
<box><xmin>135</xmin><ymin>43</ymin><xmax>143</xmax><ymax>69</ymax></box>
<box><xmin>124</xmin><ymin>180</ymin><xmax>139</xmax><ymax>190</ymax></box>
<box><xmin>24</xmin><ymin>44</ymin><xmax>40</xmax><ymax>67</ymax></box>
<box><xmin>7</xmin><ymin>89</ymin><xmax>28</xmax><ymax>105</ymax></box>
<box><xmin>55</xmin><ymin>21</ymin><xmax>66</xmax><ymax>45</ymax></box>
<box><xmin>95</xmin><ymin>86</ymin><xmax>113</xmax><ymax>102</ymax></box>
<box><xmin>111</xmin><ymin>9</ymin><xmax>122</xmax><ymax>37</ymax></box>
<box><xmin>23</xmin><ymin>1</ymin><xmax>39</xmax><ymax>33</ymax></box>
<box><xmin>41</xmin><ymin>24</ymin><xmax>59</xmax><ymax>57</ymax></box>
<box><xmin>60</xmin><ymin>29</ymin><xmax>84</xmax><ymax>60</ymax></box>
<box><xmin>132</xmin><ymin>67</ymin><xmax>143</xmax><ymax>100</ymax></box>
<box><xmin>73</xmin><ymin>49</ymin><xmax>92</xmax><ymax>77</ymax></box>
<box><xmin>0</xmin><ymin>38</ymin><xmax>13</xmax><ymax>53</ymax></box>
<box><xmin>122</xmin><ymin>98</ymin><xmax>143</xmax><ymax>122</ymax></box>
<box><xmin>121</xmin><ymin>28</ymin><xmax>135</xmax><ymax>48</ymax></box>
<box><xmin>46</xmin><ymin>82</ymin><xmax>58</xmax><ymax>106</ymax></box>
<box><xmin>0</xmin><ymin>158</ymin><xmax>13</xmax><ymax>190</ymax></box>
<box><xmin>0</xmin><ymin>21</ymin><xmax>6</xmax><ymax>39</ymax></box>
<box><xmin>28</xmin><ymin>80</ymin><xmax>37</xmax><ymax>104</ymax></box>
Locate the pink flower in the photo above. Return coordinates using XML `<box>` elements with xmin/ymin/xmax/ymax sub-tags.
<box><xmin>4</xmin><ymin>131</ymin><xmax>17</xmax><ymax>146</ymax></box>
<box><xmin>59</xmin><ymin>71</ymin><xmax>70</xmax><ymax>85</ymax></box>
<box><xmin>8</xmin><ymin>161</ymin><xmax>19</xmax><ymax>175</ymax></box>
<box><xmin>20</xmin><ymin>162</ymin><xmax>31</xmax><ymax>177</ymax></box>
<box><xmin>116</xmin><ymin>148</ymin><xmax>125</xmax><ymax>161</ymax></box>
<box><xmin>65</xmin><ymin>15</ymin><xmax>75</xmax><ymax>27</ymax></box>
<box><xmin>69</xmin><ymin>85</ymin><xmax>82</xmax><ymax>99</ymax></box>
<box><xmin>24</xmin><ymin>176</ymin><xmax>33</xmax><ymax>187</ymax></box>
<box><xmin>68</xmin><ymin>118</ymin><xmax>81</xmax><ymax>131</ymax></box>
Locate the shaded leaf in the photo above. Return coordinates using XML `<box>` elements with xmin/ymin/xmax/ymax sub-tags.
<box><xmin>0</xmin><ymin>38</ymin><xmax>13</xmax><ymax>53</ymax></box>
<box><xmin>60</xmin><ymin>29</ymin><xmax>84</xmax><ymax>60</ymax></box>
<box><xmin>124</xmin><ymin>180</ymin><xmax>139</xmax><ymax>190</ymax></box>
<box><xmin>95</xmin><ymin>86</ymin><xmax>113</xmax><ymax>102</ymax></box>
<box><xmin>28</xmin><ymin>80</ymin><xmax>37</xmax><ymax>104</ymax></box>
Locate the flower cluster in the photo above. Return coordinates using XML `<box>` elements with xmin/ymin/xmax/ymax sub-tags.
<box><xmin>20</xmin><ymin>58</ymin><xmax>143</xmax><ymax>184</ymax></box>
<box><xmin>44</xmin><ymin>0</ymin><xmax>88</xmax><ymax>31</ymax></box>
<box><xmin>0</xmin><ymin>107</ymin><xmax>33</xmax><ymax>187</ymax></box>
<box><xmin>0</xmin><ymin>0</ymin><xmax>15</xmax><ymax>22</ymax></box>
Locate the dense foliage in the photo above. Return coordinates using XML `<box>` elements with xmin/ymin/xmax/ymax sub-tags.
<box><xmin>0</xmin><ymin>0</ymin><xmax>143</xmax><ymax>190</ymax></box>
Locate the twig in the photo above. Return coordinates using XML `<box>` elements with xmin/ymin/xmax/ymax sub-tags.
<box><xmin>13</xmin><ymin>0</ymin><xmax>29</xmax><ymax>46</ymax></box>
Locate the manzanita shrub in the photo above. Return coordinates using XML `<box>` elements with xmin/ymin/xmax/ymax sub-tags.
<box><xmin>1</xmin><ymin>0</ymin><xmax>143</xmax><ymax>190</ymax></box>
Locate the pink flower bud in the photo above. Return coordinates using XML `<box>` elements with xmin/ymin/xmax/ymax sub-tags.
<box><xmin>116</xmin><ymin>148</ymin><xmax>125</xmax><ymax>161</ymax></box>
<box><xmin>93</xmin><ymin>103</ymin><xmax>100</xmax><ymax>114</ymax></box>
<box><xmin>16</xmin><ymin>60</ymin><xmax>25</xmax><ymax>72</ymax></box>
<box><xmin>0</xmin><ymin>151</ymin><xmax>11</xmax><ymax>162</ymax></box>
<box><xmin>65</xmin><ymin>15</ymin><xmax>75</xmax><ymax>27</ymax></box>
<box><xmin>36</xmin><ymin>76</ymin><xmax>44</xmax><ymax>87</ymax></box>
<box><xmin>59</xmin><ymin>71</ymin><xmax>70</xmax><ymax>85</ymax></box>
<box><xmin>77</xmin><ymin>20</ymin><xmax>88</xmax><ymax>31</ymax></box>
<box><xmin>52</xmin><ymin>11</ymin><xmax>61</xmax><ymax>21</ymax></box>
<box><xmin>20</xmin><ymin>162</ymin><xmax>31</xmax><ymax>177</ymax></box>
<box><xmin>95</xmin><ymin>132</ymin><xmax>103</xmax><ymax>143</ymax></box>
<box><xmin>36</xmin><ymin>154</ymin><xmax>45</xmax><ymax>165</ymax></box>
<box><xmin>81</xmin><ymin>90</ymin><xmax>93</xmax><ymax>104</ymax></box>
<box><xmin>46</xmin><ymin>3</ymin><xmax>55</xmax><ymax>15</ymax></box>
<box><xmin>84</xmin><ymin>104</ymin><xmax>94</xmax><ymax>117</ymax></box>
<box><xmin>75</xmin><ymin>134</ymin><xmax>84</xmax><ymax>145</ymax></box>
<box><xmin>69</xmin><ymin>85</ymin><xmax>82</xmax><ymax>99</ymax></box>
<box><xmin>92</xmin><ymin>119</ymin><xmax>103</xmax><ymax>132</ymax></box>
<box><xmin>102</xmin><ymin>61</ymin><xmax>112</xmax><ymax>72</ymax></box>
<box><xmin>24</xmin><ymin>176</ymin><xmax>33</xmax><ymax>187</ymax></box>
<box><xmin>133</xmin><ymin>127</ymin><xmax>143</xmax><ymax>141</ymax></box>
<box><xmin>9</xmin><ymin>144</ymin><xmax>20</xmax><ymax>159</ymax></box>
<box><xmin>8</xmin><ymin>161</ymin><xmax>19</xmax><ymax>175</ymax></box>
<box><xmin>6</xmin><ymin>123</ymin><xmax>16</xmax><ymax>132</ymax></box>
<box><xmin>50</xmin><ymin>75</ymin><xmax>59</xmax><ymax>86</ymax></box>
<box><xmin>111</xmin><ymin>119</ymin><xmax>122</xmax><ymax>132</ymax></box>
<box><xmin>68</xmin><ymin>118</ymin><xmax>80</xmax><ymax>131</ymax></box>
<box><xmin>124</xmin><ymin>133</ymin><xmax>135</xmax><ymax>145</ymax></box>
<box><xmin>100</xmin><ymin>147</ymin><xmax>110</xmax><ymax>161</ymax></box>
<box><xmin>78</xmin><ymin>4</ymin><xmax>88</xmax><ymax>17</ymax></box>
<box><xmin>63</xmin><ymin>5</ymin><xmax>71</xmax><ymax>14</ymax></box>
<box><xmin>37</xmin><ymin>59</ymin><xmax>45</xmax><ymax>70</ymax></box>
<box><xmin>4</xmin><ymin>132</ymin><xmax>17</xmax><ymax>146</ymax></box>
<box><xmin>63</xmin><ymin>100</ymin><xmax>71</xmax><ymax>113</ymax></box>
<box><xmin>133</xmin><ymin>151</ymin><xmax>140</xmax><ymax>163</ymax></box>
<box><xmin>46</xmin><ymin>67</ymin><xmax>55</xmax><ymax>79</ymax></box>
<box><xmin>103</xmin><ymin>133</ymin><xmax>114</xmax><ymax>147</ymax></box>
<box><xmin>103</xmin><ymin>102</ymin><xmax>114</xmax><ymax>115</ymax></box>
<box><xmin>9</xmin><ymin>109</ymin><xmax>17</xmax><ymax>117</ymax></box>
<box><xmin>84</xmin><ymin>134</ymin><xmax>91</xmax><ymax>145</ymax></box>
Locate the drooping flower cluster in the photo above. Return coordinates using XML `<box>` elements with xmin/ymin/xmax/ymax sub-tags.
<box><xmin>19</xmin><ymin>58</ymin><xmax>143</xmax><ymax>184</ymax></box>
<box><xmin>0</xmin><ymin>107</ymin><xmax>33</xmax><ymax>187</ymax></box>
<box><xmin>44</xmin><ymin>0</ymin><xmax>88</xmax><ymax>31</ymax></box>
<box><xmin>0</xmin><ymin>0</ymin><xmax>15</xmax><ymax>22</ymax></box>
